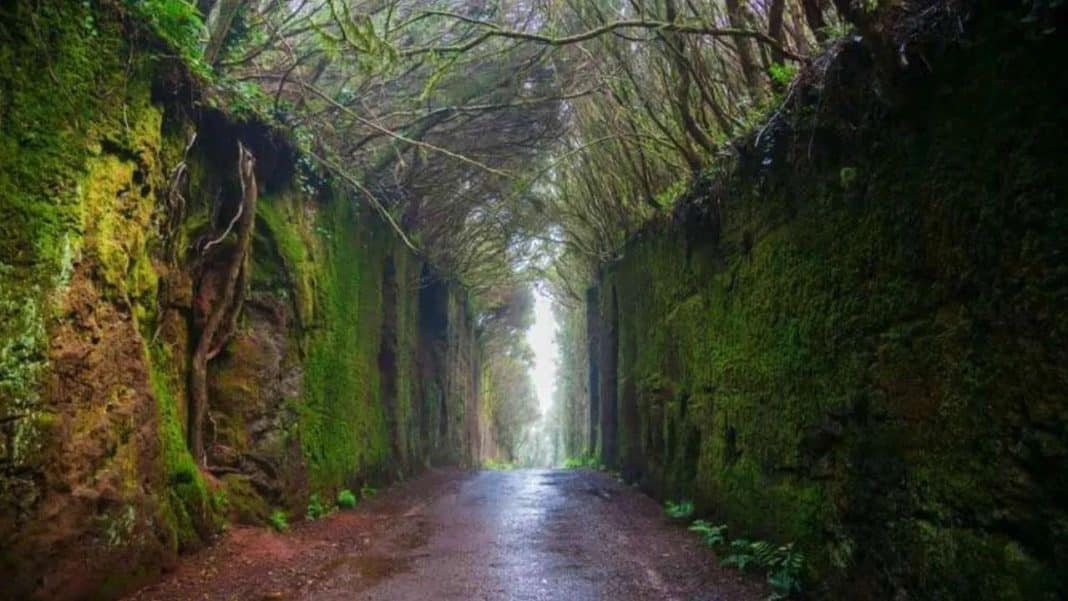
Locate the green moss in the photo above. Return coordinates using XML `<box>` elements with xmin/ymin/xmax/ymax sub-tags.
<box><xmin>220</xmin><ymin>474</ymin><xmax>271</xmax><ymax>524</ymax></box>
<box><xmin>0</xmin><ymin>0</ymin><xmax>127</xmax><ymax>448</ymax></box>
<box><xmin>0</xmin><ymin>4</ymin><xmax>169</xmax><ymax>493</ymax></box>
<box><xmin>256</xmin><ymin>196</ymin><xmax>315</xmax><ymax>325</ymax></box>
<box><xmin>1</xmin><ymin>2</ymin><xmax>453</xmax><ymax>594</ymax></box>
<box><xmin>148</xmin><ymin>348</ymin><xmax>215</xmax><ymax>550</ymax></box>
<box><xmin>210</xmin><ymin>171</ymin><xmax>430</xmax><ymax>524</ymax></box>
<box><xmin>297</xmin><ymin>194</ymin><xmax>389</xmax><ymax>489</ymax></box>
<box><xmin>79</xmin><ymin>115</ymin><xmax>161</xmax><ymax>302</ymax></box>
<box><xmin>589</xmin><ymin>20</ymin><xmax>1068</xmax><ymax>600</ymax></box>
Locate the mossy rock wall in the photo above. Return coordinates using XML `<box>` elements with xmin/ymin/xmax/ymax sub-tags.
<box><xmin>209</xmin><ymin>180</ymin><xmax>484</xmax><ymax>508</ymax></box>
<box><xmin>0</xmin><ymin>2</ymin><xmax>484</xmax><ymax>598</ymax></box>
<box><xmin>584</xmin><ymin>14</ymin><xmax>1068</xmax><ymax>601</ymax></box>
<box><xmin>0</xmin><ymin>4</ymin><xmax>215</xmax><ymax>598</ymax></box>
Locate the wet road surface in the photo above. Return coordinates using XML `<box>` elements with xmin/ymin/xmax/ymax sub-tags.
<box><xmin>130</xmin><ymin>469</ymin><xmax>764</xmax><ymax>600</ymax></box>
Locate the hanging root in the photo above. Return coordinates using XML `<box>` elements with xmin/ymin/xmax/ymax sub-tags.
<box><xmin>188</xmin><ymin>141</ymin><xmax>258</xmax><ymax>466</ymax></box>
<box><xmin>163</xmin><ymin>132</ymin><xmax>197</xmax><ymax>259</ymax></box>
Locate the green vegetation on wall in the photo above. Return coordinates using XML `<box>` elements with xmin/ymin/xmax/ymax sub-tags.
<box><xmin>0</xmin><ymin>0</ymin><xmax>125</xmax><ymax>471</ymax></box>
<box><xmin>148</xmin><ymin>350</ymin><xmax>216</xmax><ymax>550</ymax></box>
<box><xmin>298</xmin><ymin>193</ymin><xmax>387</xmax><ymax>488</ymax></box>
<box><xmin>210</xmin><ymin>180</ymin><xmax>408</xmax><ymax>501</ymax></box>
<box><xmin>0</xmin><ymin>3</ymin><xmax>222</xmax><ymax>595</ymax></box>
<box><xmin>585</xmin><ymin>21</ymin><xmax>1068</xmax><ymax>601</ymax></box>
<box><xmin>1</xmin><ymin>2</ymin><xmax>486</xmax><ymax>597</ymax></box>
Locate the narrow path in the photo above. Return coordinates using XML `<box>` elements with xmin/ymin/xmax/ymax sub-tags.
<box><xmin>130</xmin><ymin>469</ymin><xmax>763</xmax><ymax>600</ymax></box>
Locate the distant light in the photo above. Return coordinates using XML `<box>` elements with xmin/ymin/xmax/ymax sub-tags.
<box><xmin>527</xmin><ymin>289</ymin><xmax>558</xmax><ymax>415</ymax></box>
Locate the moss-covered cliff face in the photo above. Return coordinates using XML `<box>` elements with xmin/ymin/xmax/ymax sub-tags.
<box><xmin>581</xmin><ymin>13</ymin><xmax>1068</xmax><ymax>601</ymax></box>
<box><xmin>0</xmin><ymin>3</ymin><xmax>484</xmax><ymax>599</ymax></box>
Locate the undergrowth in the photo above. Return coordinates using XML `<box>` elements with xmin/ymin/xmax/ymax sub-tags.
<box><xmin>663</xmin><ymin>499</ymin><xmax>695</xmax><ymax>520</ymax></box>
<box><xmin>562</xmin><ymin>454</ymin><xmax>599</xmax><ymax>469</ymax></box>
<box><xmin>689</xmin><ymin>520</ymin><xmax>728</xmax><ymax>546</ymax></box>
<box><xmin>125</xmin><ymin>0</ymin><xmax>210</xmax><ymax>76</ymax></box>
<box><xmin>337</xmin><ymin>489</ymin><xmax>357</xmax><ymax>509</ymax></box>
<box><xmin>306</xmin><ymin>492</ymin><xmax>330</xmax><ymax>520</ymax></box>
<box><xmin>683</xmin><ymin>517</ymin><xmax>806</xmax><ymax>599</ymax></box>
<box><xmin>268</xmin><ymin>510</ymin><xmax>289</xmax><ymax>532</ymax></box>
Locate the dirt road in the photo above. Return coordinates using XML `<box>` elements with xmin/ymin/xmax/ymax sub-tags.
<box><xmin>129</xmin><ymin>469</ymin><xmax>763</xmax><ymax>600</ymax></box>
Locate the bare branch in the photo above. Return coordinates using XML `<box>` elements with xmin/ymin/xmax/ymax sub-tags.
<box><xmin>401</xmin><ymin>11</ymin><xmax>804</xmax><ymax>61</ymax></box>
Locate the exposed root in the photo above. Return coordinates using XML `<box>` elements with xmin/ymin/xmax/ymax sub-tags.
<box><xmin>188</xmin><ymin>141</ymin><xmax>258</xmax><ymax>466</ymax></box>
<box><xmin>163</xmin><ymin>132</ymin><xmax>197</xmax><ymax>260</ymax></box>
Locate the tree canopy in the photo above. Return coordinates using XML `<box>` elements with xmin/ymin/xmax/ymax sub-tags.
<box><xmin>139</xmin><ymin>0</ymin><xmax>842</xmax><ymax>301</ymax></box>
<box><xmin>133</xmin><ymin>0</ymin><xmax>850</xmax><ymax>458</ymax></box>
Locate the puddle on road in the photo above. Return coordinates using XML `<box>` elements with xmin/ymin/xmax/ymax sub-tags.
<box><xmin>317</xmin><ymin>554</ymin><xmax>413</xmax><ymax>586</ymax></box>
<box><xmin>394</xmin><ymin>518</ymin><xmax>434</xmax><ymax>550</ymax></box>
<box><xmin>538</xmin><ymin>472</ymin><xmax>569</xmax><ymax>484</ymax></box>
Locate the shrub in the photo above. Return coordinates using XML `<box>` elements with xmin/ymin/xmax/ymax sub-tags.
<box><xmin>688</xmin><ymin>520</ymin><xmax>728</xmax><ymax>547</ymax></box>
<box><xmin>722</xmin><ymin>539</ymin><xmax>764</xmax><ymax>571</ymax></box>
<box><xmin>126</xmin><ymin>1</ymin><xmax>206</xmax><ymax>63</ymax></box>
<box><xmin>337</xmin><ymin>489</ymin><xmax>357</xmax><ymax>509</ymax></box>
<box><xmin>768</xmin><ymin>62</ymin><xmax>798</xmax><ymax>88</ymax></box>
<box><xmin>268</xmin><ymin>509</ymin><xmax>288</xmax><ymax>532</ymax></box>
<box><xmin>306</xmin><ymin>492</ymin><xmax>329</xmax><ymax>520</ymax></box>
<box><xmin>766</xmin><ymin>543</ymin><xmax>805</xmax><ymax>599</ymax></box>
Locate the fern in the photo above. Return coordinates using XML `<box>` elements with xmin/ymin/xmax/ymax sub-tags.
<box><xmin>724</xmin><ymin>539</ymin><xmax>806</xmax><ymax>598</ymax></box>
<box><xmin>306</xmin><ymin>492</ymin><xmax>329</xmax><ymax>520</ymax></box>
<box><xmin>127</xmin><ymin>0</ymin><xmax>211</xmax><ymax>77</ymax></box>
<box><xmin>688</xmin><ymin>520</ymin><xmax>728</xmax><ymax>547</ymax></box>
<box><xmin>766</xmin><ymin>544</ymin><xmax>805</xmax><ymax>599</ymax></box>
<box><xmin>722</xmin><ymin>539</ymin><xmax>758</xmax><ymax>571</ymax></box>
<box><xmin>751</xmin><ymin>540</ymin><xmax>776</xmax><ymax>567</ymax></box>
<box><xmin>664</xmin><ymin>499</ymin><xmax>695</xmax><ymax>520</ymax></box>
<box><xmin>679</xmin><ymin>517</ymin><xmax>805</xmax><ymax>597</ymax></box>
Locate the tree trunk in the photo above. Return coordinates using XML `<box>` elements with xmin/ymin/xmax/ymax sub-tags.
<box><xmin>724</xmin><ymin>0</ymin><xmax>764</xmax><ymax>99</ymax></box>
<box><xmin>801</xmin><ymin>0</ymin><xmax>829</xmax><ymax>41</ymax></box>
<box><xmin>204</xmin><ymin>0</ymin><xmax>244</xmax><ymax>66</ymax></box>
<box><xmin>662</xmin><ymin>0</ymin><xmax>715</xmax><ymax>172</ymax></box>
<box><xmin>768</xmin><ymin>0</ymin><xmax>788</xmax><ymax>64</ymax></box>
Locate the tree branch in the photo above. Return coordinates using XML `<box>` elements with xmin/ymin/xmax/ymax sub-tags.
<box><xmin>401</xmin><ymin>11</ymin><xmax>804</xmax><ymax>62</ymax></box>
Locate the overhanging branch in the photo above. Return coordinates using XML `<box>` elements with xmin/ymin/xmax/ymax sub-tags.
<box><xmin>401</xmin><ymin>11</ymin><xmax>804</xmax><ymax>62</ymax></box>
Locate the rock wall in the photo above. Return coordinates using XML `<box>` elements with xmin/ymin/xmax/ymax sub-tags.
<box><xmin>0</xmin><ymin>3</ymin><xmax>484</xmax><ymax>599</ymax></box>
<box><xmin>580</xmin><ymin>9</ymin><xmax>1067</xmax><ymax>600</ymax></box>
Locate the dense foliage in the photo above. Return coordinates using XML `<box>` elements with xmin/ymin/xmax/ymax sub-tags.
<box><xmin>171</xmin><ymin>0</ymin><xmax>851</xmax><ymax>468</ymax></box>
<box><xmin>151</xmin><ymin>0</ymin><xmax>851</xmax><ymax>295</ymax></box>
